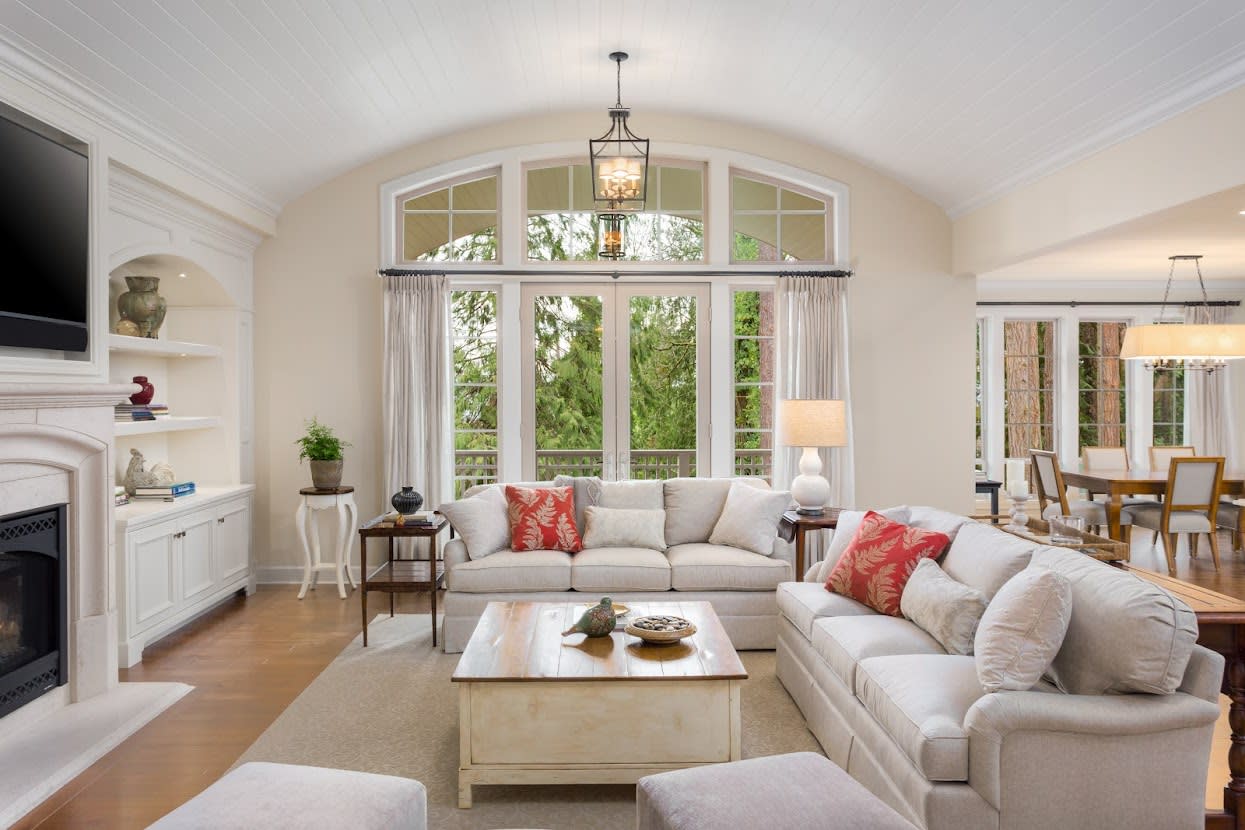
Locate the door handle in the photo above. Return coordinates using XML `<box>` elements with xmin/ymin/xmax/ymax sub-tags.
<box><xmin>218</xmin><ymin>517</ymin><xmax>226</xmax><ymax>524</ymax></box>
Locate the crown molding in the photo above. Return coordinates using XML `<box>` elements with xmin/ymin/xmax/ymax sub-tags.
<box><xmin>109</xmin><ymin>165</ymin><xmax>264</xmax><ymax>255</ymax></box>
<box><xmin>0</xmin><ymin>30</ymin><xmax>281</xmax><ymax>222</ymax></box>
<box><xmin>947</xmin><ymin>51</ymin><xmax>1245</xmax><ymax>219</ymax></box>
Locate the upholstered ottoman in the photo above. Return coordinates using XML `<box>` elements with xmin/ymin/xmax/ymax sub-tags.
<box><xmin>636</xmin><ymin>752</ymin><xmax>914</xmax><ymax>830</ymax></box>
<box><xmin>147</xmin><ymin>762</ymin><xmax>427</xmax><ymax>829</ymax></box>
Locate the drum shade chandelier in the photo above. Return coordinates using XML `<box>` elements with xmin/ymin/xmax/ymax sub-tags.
<box><xmin>590</xmin><ymin>51</ymin><xmax>649</xmax><ymax>260</ymax></box>
<box><xmin>1120</xmin><ymin>255</ymin><xmax>1245</xmax><ymax>373</ymax></box>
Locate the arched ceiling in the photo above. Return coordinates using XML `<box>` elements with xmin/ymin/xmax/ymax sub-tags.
<box><xmin>3</xmin><ymin>1</ymin><xmax>1245</xmax><ymax>217</ymax></box>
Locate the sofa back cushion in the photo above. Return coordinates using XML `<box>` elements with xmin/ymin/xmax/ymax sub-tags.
<box><xmin>906</xmin><ymin>506</ymin><xmax>972</xmax><ymax>542</ymax></box>
<box><xmin>599</xmin><ymin>479</ymin><xmax>664</xmax><ymax>510</ymax></box>
<box><xmin>663</xmin><ymin>477</ymin><xmax>768</xmax><ymax>546</ymax></box>
<box><xmin>1033</xmin><ymin>546</ymin><xmax>1199</xmax><ymax>694</ymax></box>
<box><xmin>941</xmin><ymin>521</ymin><xmax>1037</xmax><ymax>598</ymax></box>
<box><xmin>553</xmin><ymin>475</ymin><xmax>604</xmax><ymax>530</ymax></box>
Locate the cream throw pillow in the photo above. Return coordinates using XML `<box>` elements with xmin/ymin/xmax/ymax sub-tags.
<box><xmin>436</xmin><ymin>486</ymin><xmax>510</xmax><ymax>560</ymax></box>
<box><xmin>582</xmin><ymin>506</ymin><xmax>667</xmax><ymax>551</ymax></box>
<box><xmin>974</xmin><ymin>566</ymin><xmax>1073</xmax><ymax>693</ymax></box>
<box><xmin>707</xmin><ymin>481</ymin><xmax>792</xmax><ymax>556</ymax></box>
<box><xmin>900</xmin><ymin>558</ymin><xmax>988</xmax><ymax>655</ymax></box>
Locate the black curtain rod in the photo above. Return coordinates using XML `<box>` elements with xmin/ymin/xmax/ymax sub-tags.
<box><xmin>977</xmin><ymin>299</ymin><xmax>1240</xmax><ymax>308</ymax></box>
<box><xmin>378</xmin><ymin>267</ymin><xmax>852</xmax><ymax>279</ymax></box>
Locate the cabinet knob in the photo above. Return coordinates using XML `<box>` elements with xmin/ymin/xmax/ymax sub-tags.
<box><xmin>218</xmin><ymin>517</ymin><xmax>226</xmax><ymax>524</ymax></box>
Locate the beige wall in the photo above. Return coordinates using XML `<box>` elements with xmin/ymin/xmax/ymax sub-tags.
<box><xmin>252</xmin><ymin>112</ymin><xmax>970</xmax><ymax>578</ymax></box>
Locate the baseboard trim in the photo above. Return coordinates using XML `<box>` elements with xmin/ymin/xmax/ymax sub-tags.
<box><xmin>256</xmin><ymin>565</ymin><xmax>361</xmax><ymax>584</ymax></box>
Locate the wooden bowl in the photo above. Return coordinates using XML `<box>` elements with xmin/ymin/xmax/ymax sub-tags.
<box><xmin>625</xmin><ymin>615</ymin><xmax>697</xmax><ymax>645</ymax></box>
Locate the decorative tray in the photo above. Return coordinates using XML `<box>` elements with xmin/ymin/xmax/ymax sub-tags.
<box><xmin>971</xmin><ymin>515</ymin><xmax>1128</xmax><ymax>562</ymax></box>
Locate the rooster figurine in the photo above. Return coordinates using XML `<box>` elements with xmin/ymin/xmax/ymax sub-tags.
<box><xmin>562</xmin><ymin>597</ymin><xmax>617</xmax><ymax>638</ymax></box>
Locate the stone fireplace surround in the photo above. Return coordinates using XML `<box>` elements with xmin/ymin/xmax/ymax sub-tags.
<box><xmin>0</xmin><ymin>383</ymin><xmax>191</xmax><ymax>826</ymax></box>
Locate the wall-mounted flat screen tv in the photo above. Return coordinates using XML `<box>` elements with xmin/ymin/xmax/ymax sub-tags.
<box><xmin>0</xmin><ymin>103</ymin><xmax>89</xmax><ymax>353</ymax></box>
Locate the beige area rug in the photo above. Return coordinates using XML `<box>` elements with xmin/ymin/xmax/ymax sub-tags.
<box><xmin>237</xmin><ymin>614</ymin><xmax>822</xmax><ymax>829</ymax></box>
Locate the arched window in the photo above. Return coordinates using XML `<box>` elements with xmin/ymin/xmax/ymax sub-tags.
<box><xmin>525</xmin><ymin>161</ymin><xmax>705</xmax><ymax>261</ymax></box>
<box><xmin>400</xmin><ymin>171</ymin><xmax>499</xmax><ymax>262</ymax></box>
<box><xmin>731</xmin><ymin>172</ymin><xmax>831</xmax><ymax>262</ymax></box>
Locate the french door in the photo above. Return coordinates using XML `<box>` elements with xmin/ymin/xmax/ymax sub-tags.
<box><xmin>520</xmin><ymin>283</ymin><xmax>710</xmax><ymax>481</ymax></box>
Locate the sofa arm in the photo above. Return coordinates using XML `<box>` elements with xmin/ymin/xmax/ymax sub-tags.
<box><xmin>770</xmin><ymin>535</ymin><xmax>795</xmax><ymax>571</ymax></box>
<box><xmin>966</xmin><ymin>690</ymin><xmax>1219</xmax><ymax>816</ymax></box>
<box><xmin>443</xmin><ymin>538</ymin><xmax>469</xmax><ymax>578</ymax></box>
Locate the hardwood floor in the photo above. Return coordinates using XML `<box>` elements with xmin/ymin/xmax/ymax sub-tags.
<box><xmin>15</xmin><ymin>529</ymin><xmax>1245</xmax><ymax>827</ymax></box>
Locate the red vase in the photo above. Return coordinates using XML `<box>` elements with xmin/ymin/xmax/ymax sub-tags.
<box><xmin>130</xmin><ymin>376</ymin><xmax>154</xmax><ymax>406</ymax></box>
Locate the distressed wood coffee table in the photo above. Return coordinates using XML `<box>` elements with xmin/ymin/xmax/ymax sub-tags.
<box><xmin>451</xmin><ymin>600</ymin><xmax>746</xmax><ymax>808</ymax></box>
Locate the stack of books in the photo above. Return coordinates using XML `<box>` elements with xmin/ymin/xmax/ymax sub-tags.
<box><xmin>382</xmin><ymin>509</ymin><xmax>438</xmax><ymax>526</ymax></box>
<box><xmin>114</xmin><ymin>485</ymin><xmax>129</xmax><ymax>507</ymax></box>
<box><xmin>147</xmin><ymin>403</ymin><xmax>170</xmax><ymax>418</ymax></box>
<box><xmin>115</xmin><ymin>404</ymin><xmax>155</xmax><ymax>422</ymax></box>
<box><xmin>132</xmin><ymin>481</ymin><xmax>196</xmax><ymax>502</ymax></box>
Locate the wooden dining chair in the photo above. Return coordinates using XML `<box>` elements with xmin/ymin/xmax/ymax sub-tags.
<box><xmin>1081</xmin><ymin>446</ymin><xmax>1129</xmax><ymax>471</ymax></box>
<box><xmin>1217</xmin><ymin>499</ymin><xmax>1245</xmax><ymax>555</ymax></box>
<box><xmin>1126</xmin><ymin>457</ymin><xmax>1225</xmax><ymax>575</ymax></box>
<box><xmin>1030</xmin><ymin>449</ymin><xmax>1133</xmax><ymax>541</ymax></box>
<box><xmin>1149</xmin><ymin>445</ymin><xmax>1196</xmax><ymax>470</ymax></box>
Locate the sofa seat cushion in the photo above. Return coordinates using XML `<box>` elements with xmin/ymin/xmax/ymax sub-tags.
<box><xmin>855</xmin><ymin>654</ymin><xmax>983</xmax><ymax>782</ymax></box>
<box><xmin>812</xmin><ymin>616</ymin><xmax>945</xmax><ymax>690</ymax></box>
<box><xmin>447</xmin><ymin>549</ymin><xmax>572</xmax><ymax>593</ymax></box>
<box><xmin>667</xmin><ymin>543</ymin><xmax>791</xmax><ymax>591</ymax></box>
<box><xmin>777</xmin><ymin>582</ymin><xmax>876</xmax><ymax>640</ymax></box>
<box><xmin>570</xmin><ymin>547</ymin><xmax>672</xmax><ymax>592</ymax></box>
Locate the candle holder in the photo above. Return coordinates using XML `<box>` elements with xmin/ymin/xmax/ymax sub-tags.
<box><xmin>1007</xmin><ymin>493</ymin><xmax>1031</xmax><ymax>531</ymax></box>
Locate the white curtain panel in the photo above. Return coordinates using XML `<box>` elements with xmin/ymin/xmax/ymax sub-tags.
<box><xmin>1185</xmin><ymin>305</ymin><xmax>1237</xmax><ymax>462</ymax></box>
<box><xmin>383</xmin><ymin>274</ymin><xmax>452</xmax><ymax>518</ymax></box>
<box><xmin>776</xmin><ymin>275</ymin><xmax>856</xmax><ymax>507</ymax></box>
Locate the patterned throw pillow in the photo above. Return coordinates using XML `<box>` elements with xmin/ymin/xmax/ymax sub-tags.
<box><xmin>824</xmin><ymin>510</ymin><xmax>951</xmax><ymax>616</ymax></box>
<box><xmin>504</xmin><ymin>485</ymin><xmax>584</xmax><ymax>553</ymax></box>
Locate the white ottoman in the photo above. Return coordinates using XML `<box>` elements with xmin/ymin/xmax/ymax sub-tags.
<box><xmin>636</xmin><ymin>752</ymin><xmax>915</xmax><ymax>830</ymax></box>
<box><xmin>147</xmin><ymin>762</ymin><xmax>427</xmax><ymax>829</ymax></box>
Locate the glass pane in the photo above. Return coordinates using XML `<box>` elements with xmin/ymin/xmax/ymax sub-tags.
<box><xmin>403</xmin><ymin>187</ymin><xmax>448</xmax><ymax>212</ymax></box>
<box><xmin>734</xmin><ymin>290</ymin><xmax>775</xmax><ymax>337</ymax></box>
<box><xmin>451</xmin><ymin>218</ymin><xmax>497</xmax><ymax>261</ymax></box>
<box><xmin>629</xmin><ymin>295</ymin><xmax>698</xmax><ymax>479</ymax></box>
<box><xmin>452</xmin><ymin>291</ymin><xmax>497</xmax><ymax>382</ymax></box>
<box><xmin>527</xmin><ymin>213</ymin><xmax>598</xmax><ymax>260</ymax></box>
<box><xmin>527</xmin><ymin>166</ymin><xmax>569</xmax><ymax>212</ymax></box>
<box><xmin>455</xmin><ymin>385</ymin><xmax>498</xmax><ymax>432</ymax></box>
<box><xmin>660</xmin><ymin>166</ymin><xmax>703</xmax><ymax>211</ymax></box>
<box><xmin>534</xmin><ymin>295</ymin><xmax>604</xmax><ymax>478</ymax></box>
<box><xmin>733</xmin><ymin>216</ymin><xmax>779</xmax><ymax>261</ymax></box>
<box><xmin>1002</xmin><ymin>320</ymin><xmax>1057</xmax><ymax>457</ymax></box>
<box><xmin>733</xmin><ymin>175</ymin><xmax>777</xmax><ymax>210</ymax></box>
<box><xmin>1077</xmin><ymin>321</ymin><xmax>1127</xmax><ymax>450</ymax></box>
<box><xmin>404</xmin><ymin>213</ymin><xmax>449</xmax><ymax>261</ymax></box>
<box><xmin>735</xmin><ymin>338</ymin><xmax>761</xmax><ymax>382</ymax></box>
<box><xmin>780</xmin><ymin>187</ymin><xmax>825</xmax><ymax>211</ymax></box>
<box><xmin>780</xmin><ymin>213</ymin><xmax>827</xmax><ymax>261</ymax></box>
<box><xmin>452</xmin><ymin>176</ymin><xmax>497</xmax><ymax>210</ymax></box>
<box><xmin>735</xmin><ymin>383</ymin><xmax>774</xmax><ymax>429</ymax></box>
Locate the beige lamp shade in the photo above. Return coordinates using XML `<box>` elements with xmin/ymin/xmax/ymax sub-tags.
<box><xmin>780</xmin><ymin>399</ymin><xmax>847</xmax><ymax>447</ymax></box>
<box><xmin>1121</xmin><ymin>323</ymin><xmax>1245</xmax><ymax>360</ymax></box>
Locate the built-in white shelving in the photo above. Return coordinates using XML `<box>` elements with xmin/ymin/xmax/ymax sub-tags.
<box><xmin>108</xmin><ymin>334</ymin><xmax>223</xmax><ymax>359</ymax></box>
<box><xmin>114</xmin><ymin>416</ymin><xmax>222</xmax><ymax>437</ymax></box>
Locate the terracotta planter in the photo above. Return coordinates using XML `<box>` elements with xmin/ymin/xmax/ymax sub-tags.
<box><xmin>309</xmin><ymin>459</ymin><xmax>343</xmax><ymax>489</ymax></box>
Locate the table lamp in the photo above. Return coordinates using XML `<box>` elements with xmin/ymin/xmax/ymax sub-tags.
<box><xmin>780</xmin><ymin>399</ymin><xmax>847</xmax><ymax>515</ymax></box>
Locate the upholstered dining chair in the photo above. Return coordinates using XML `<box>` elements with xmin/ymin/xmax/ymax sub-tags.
<box><xmin>1216</xmin><ymin>499</ymin><xmax>1245</xmax><ymax>555</ymax></box>
<box><xmin>1149</xmin><ymin>445</ymin><xmax>1196</xmax><ymax>470</ymax></box>
<box><xmin>1127</xmin><ymin>457</ymin><xmax>1225</xmax><ymax>575</ymax></box>
<box><xmin>1030</xmin><ymin>449</ymin><xmax>1133</xmax><ymax>542</ymax></box>
<box><xmin>1081</xmin><ymin>446</ymin><xmax>1153</xmax><ymax>506</ymax></box>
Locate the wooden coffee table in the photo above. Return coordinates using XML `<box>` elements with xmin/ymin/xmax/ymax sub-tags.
<box><xmin>451</xmin><ymin>600</ymin><xmax>747</xmax><ymax>808</ymax></box>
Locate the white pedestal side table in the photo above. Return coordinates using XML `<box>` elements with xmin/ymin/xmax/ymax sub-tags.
<box><xmin>296</xmin><ymin>486</ymin><xmax>359</xmax><ymax>599</ymax></box>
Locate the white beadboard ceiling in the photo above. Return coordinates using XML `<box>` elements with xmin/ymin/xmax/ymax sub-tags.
<box><xmin>3</xmin><ymin>0</ymin><xmax>1245</xmax><ymax>218</ymax></box>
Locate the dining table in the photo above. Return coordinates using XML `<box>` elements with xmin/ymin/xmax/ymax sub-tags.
<box><xmin>1060</xmin><ymin>468</ymin><xmax>1245</xmax><ymax>541</ymax></box>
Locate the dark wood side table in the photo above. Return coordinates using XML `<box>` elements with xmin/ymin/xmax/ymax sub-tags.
<box><xmin>777</xmin><ymin>509</ymin><xmax>841</xmax><ymax>579</ymax></box>
<box><xmin>975</xmin><ymin>479</ymin><xmax>1002</xmax><ymax>522</ymax></box>
<box><xmin>357</xmin><ymin>514</ymin><xmax>449</xmax><ymax>647</ymax></box>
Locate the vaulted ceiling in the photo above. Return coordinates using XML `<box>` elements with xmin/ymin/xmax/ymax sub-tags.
<box><xmin>3</xmin><ymin>1</ymin><xmax>1245</xmax><ymax>219</ymax></box>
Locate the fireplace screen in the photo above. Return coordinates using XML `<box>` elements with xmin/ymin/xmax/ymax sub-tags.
<box><xmin>0</xmin><ymin>506</ymin><xmax>67</xmax><ymax>718</ymax></box>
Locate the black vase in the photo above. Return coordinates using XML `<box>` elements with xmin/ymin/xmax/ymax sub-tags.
<box><xmin>391</xmin><ymin>485</ymin><xmax>423</xmax><ymax>515</ymax></box>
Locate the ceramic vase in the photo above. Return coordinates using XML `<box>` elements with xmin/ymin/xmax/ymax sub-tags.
<box><xmin>310</xmin><ymin>459</ymin><xmax>343</xmax><ymax>489</ymax></box>
<box><xmin>129</xmin><ymin>376</ymin><xmax>154</xmax><ymax>406</ymax></box>
<box><xmin>116</xmin><ymin>276</ymin><xmax>168</xmax><ymax>339</ymax></box>
<box><xmin>391</xmin><ymin>485</ymin><xmax>423</xmax><ymax>515</ymax></box>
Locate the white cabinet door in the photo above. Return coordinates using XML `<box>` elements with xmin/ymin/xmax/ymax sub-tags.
<box><xmin>180</xmin><ymin>512</ymin><xmax>215</xmax><ymax>602</ymax></box>
<box><xmin>216</xmin><ymin>499</ymin><xmax>251</xmax><ymax>583</ymax></box>
<box><xmin>129</xmin><ymin>521</ymin><xmax>177</xmax><ymax>630</ymax></box>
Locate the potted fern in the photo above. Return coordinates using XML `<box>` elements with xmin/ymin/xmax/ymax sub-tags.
<box><xmin>296</xmin><ymin>418</ymin><xmax>350</xmax><ymax>489</ymax></box>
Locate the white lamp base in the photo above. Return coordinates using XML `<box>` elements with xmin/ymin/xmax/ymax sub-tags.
<box><xmin>790</xmin><ymin>446</ymin><xmax>830</xmax><ymax>515</ymax></box>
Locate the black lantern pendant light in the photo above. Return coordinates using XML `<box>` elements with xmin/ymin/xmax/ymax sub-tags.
<box><xmin>590</xmin><ymin>52</ymin><xmax>649</xmax><ymax>263</ymax></box>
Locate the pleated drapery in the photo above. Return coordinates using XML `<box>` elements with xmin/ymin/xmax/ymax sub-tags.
<box><xmin>383</xmin><ymin>274</ymin><xmax>452</xmax><ymax>520</ymax></box>
<box><xmin>776</xmin><ymin>275</ymin><xmax>855</xmax><ymax>508</ymax></box>
<box><xmin>1185</xmin><ymin>305</ymin><xmax>1237</xmax><ymax>463</ymax></box>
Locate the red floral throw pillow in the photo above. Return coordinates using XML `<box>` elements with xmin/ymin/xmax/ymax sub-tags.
<box><xmin>504</xmin><ymin>485</ymin><xmax>584</xmax><ymax>553</ymax></box>
<box><xmin>824</xmin><ymin>510</ymin><xmax>951</xmax><ymax>616</ymax></box>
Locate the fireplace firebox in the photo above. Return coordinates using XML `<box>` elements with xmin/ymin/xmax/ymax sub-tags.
<box><xmin>0</xmin><ymin>505</ymin><xmax>68</xmax><ymax>718</ymax></box>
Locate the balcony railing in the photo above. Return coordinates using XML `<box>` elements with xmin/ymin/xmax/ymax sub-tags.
<box><xmin>453</xmin><ymin>448</ymin><xmax>773</xmax><ymax>496</ymax></box>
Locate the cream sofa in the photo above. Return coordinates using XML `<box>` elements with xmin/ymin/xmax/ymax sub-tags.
<box><xmin>439</xmin><ymin>477</ymin><xmax>794</xmax><ymax>653</ymax></box>
<box><xmin>776</xmin><ymin>506</ymin><xmax>1222</xmax><ymax>830</ymax></box>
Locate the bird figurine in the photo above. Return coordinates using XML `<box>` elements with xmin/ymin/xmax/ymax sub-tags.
<box><xmin>562</xmin><ymin>597</ymin><xmax>617</xmax><ymax>638</ymax></box>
